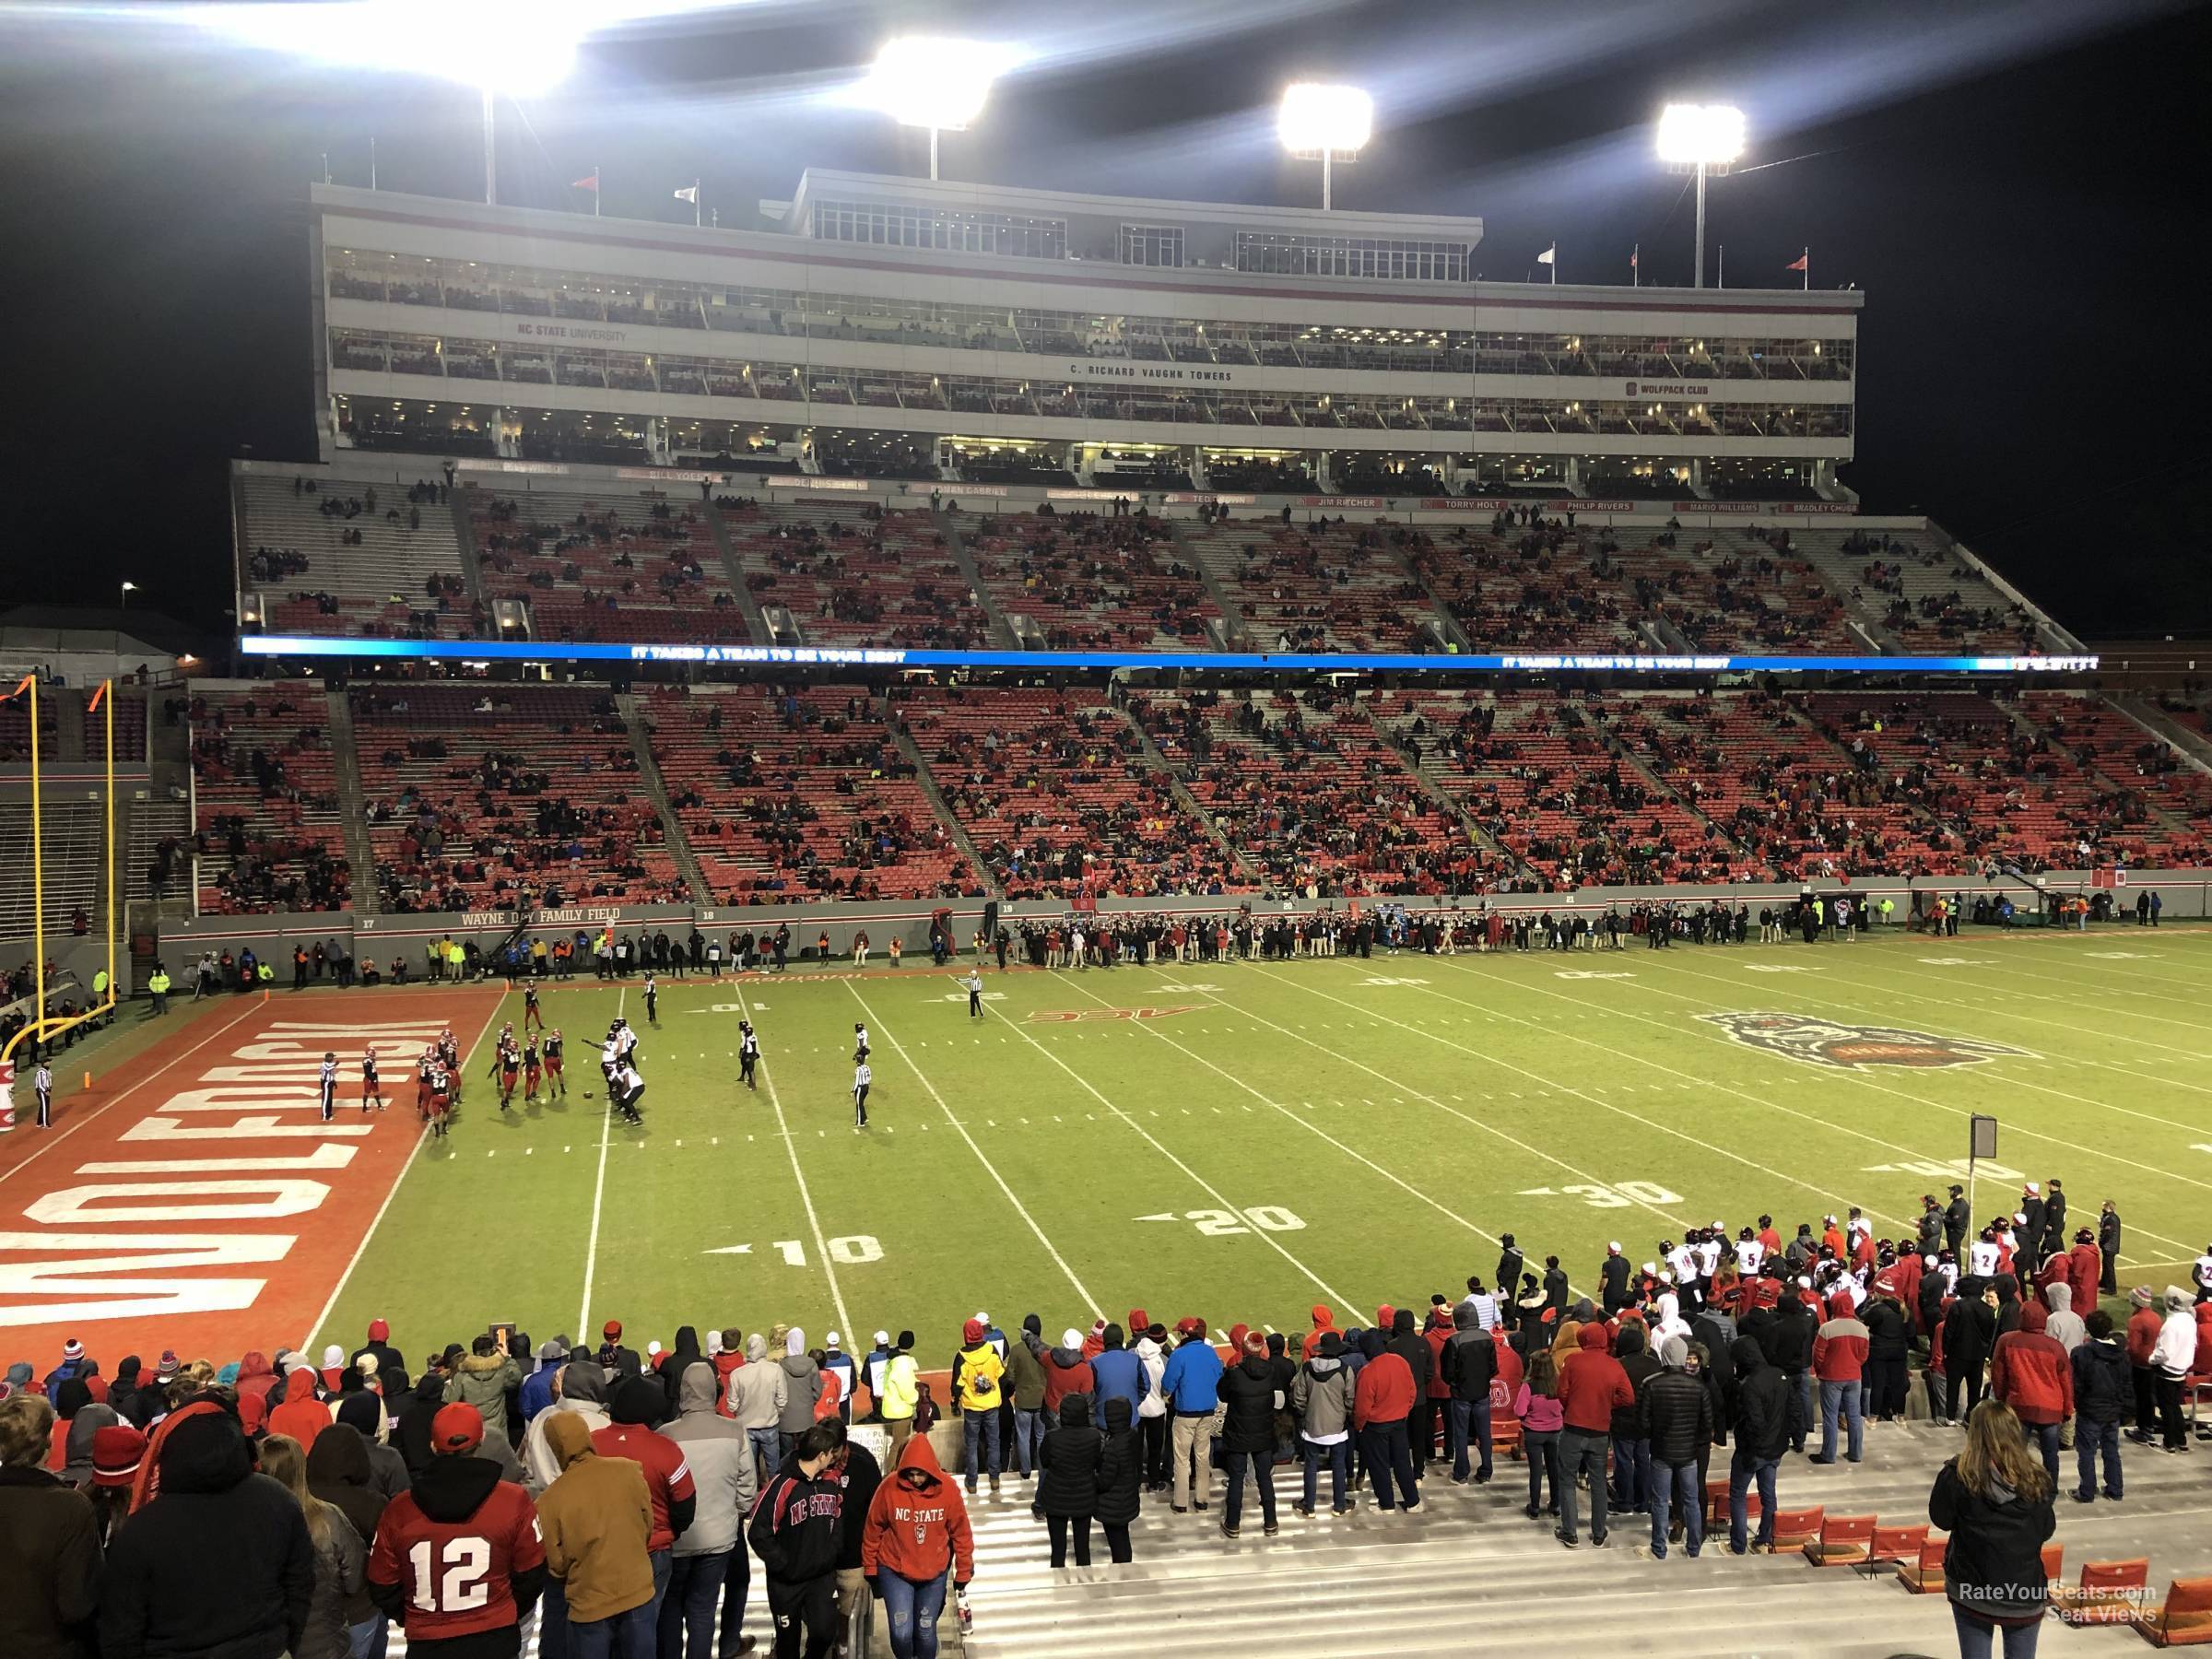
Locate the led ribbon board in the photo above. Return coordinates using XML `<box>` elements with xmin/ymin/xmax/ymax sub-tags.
<box><xmin>239</xmin><ymin>636</ymin><xmax>2099</xmax><ymax>675</ymax></box>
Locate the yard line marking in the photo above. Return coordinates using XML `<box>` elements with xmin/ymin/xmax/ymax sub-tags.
<box><xmin>743</xmin><ymin>986</ymin><xmax>852</xmax><ymax>1331</ymax></box>
<box><xmin>1867</xmin><ymin>957</ymin><xmax>2212</xmax><ymax>1046</ymax></box>
<box><xmin>987</xmin><ymin>984</ymin><xmax>1358</xmax><ymax>1309</ymax></box>
<box><xmin>1253</xmin><ymin>966</ymin><xmax>1905</xmax><ymax>1232</ymax></box>
<box><xmin>308</xmin><ymin>990</ymin><xmax>507</xmax><ymax>1351</ymax></box>
<box><xmin>577</xmin><ymin>987</ymin><xmax>626</xmax><ymax>1339</ymax></box>
<box><xmin>1620</xmin><ymin>954</ymin><xmax>2212</xmax><ymax>1216</ymax></box>
<box><xmin>846</xmin><ymin>982</ymin><xmax>1099</xmax><ymax>1316</ymax></box>
<box><xmin>1444</xmin><ymin>954</ymin><xmax>2204</xmax><ymax>1255</ymax></box>
<box><xmin>1056</xmin><ymin>973</ymin><xmax>1511</xmax><ymax>1301</ymax></box>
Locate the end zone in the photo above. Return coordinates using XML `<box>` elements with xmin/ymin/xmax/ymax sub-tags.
<box><xmin>0</xmin><ymin>988</ymin><xmax>503</xmax><ymax>1362</ymax></box>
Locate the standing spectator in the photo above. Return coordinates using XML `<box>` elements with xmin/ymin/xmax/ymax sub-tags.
<box><xmin>1810</xmin><ymin>1289</ymin><xmax>1869</xmax><ymax>1465</ymax></box>
<box><xmin>1088</xmin><ymin>1324</ymin><xmax>1143</xmax><ymax>1429</ymax></box>
<box><xmin>1133</xmin><ymin>1322</ymin><xmax>1171</xmax><ymax>1493</ymax></box>
<box><xmin>2151</xmin><ymin>1285</ymin><xmax>2196</xmax><ymax>1453</ymax></box>
<box><xmin>1441</xmin><ymin>1303</ymin><xmax>1497</xmax><ymax>1485</ymax></box>
<box><xmin>1037</xmin><ymin>1397</ymin><xmax>1102</xmax><ymax>1568</ymax></box>
<box><xmin>877</xmin><ymin>1335</ymin><xmax>919</xmax><ymax>1454</ymax></box>
<box><xmin>949</xmin><ymin>1321</ymin><xmax>1005</xmax><ymax>1499</ymax></box>
<box><xmin>2070</xmin><ymin>1309</ymin><xmax>2129</xmax><ymax>1504</ymax></box>
<box><xmin>592</xmin><ymin>1377</ymin><xmax>697</xmax><ymax>1623</ymax></box>
<box><xmin>1640</xmin><ymin>1336</ymin><xmax>1712</xmax><ymax>1560</ymax></box>
<box><xmin>1160</xmin><ymin>1322</ymin><xmax>1222</xmax><ymax>1514</ymax></box>
<box><xmin>861</xmin><ymin>1435</ymin><xmax>971</xmax><ymax>1659</ymax></box>
<box><xmin>1991</xmin><ymin>1300</ymin><xmax>2073</xmax><ymax>1485</ymax></box>
<box><xmin>444</xmin><ymin>1332</ymin><xmax>521</xmax><ymax>1426</ymax></box>
<box><xmin>1724</xmin><ymin>1336</ymin><xmax>1789</xmax><ymax>1555</ymax></box>
<box><xmin>1864</xmin><ymin>1281</ymin><xmax>1912</xmax><ymax>1422</ymax></box>
<box><xmin>100</xmin><ymin>1406</ymin><xmax>313</xmax><ymax>1659</ymax></box>
<box><xmin>2125</xmin><ymin>1287</ymin><xmax>2162</xmax><ymax>1446</ymax></box>
<box><xmin>1606</xmin><ymin>1324</ymin><xmax>1658</xmax><ymax>1515</ymax></box>
<box><xmin>1002</xmin><ymin>1328</ymin><xmax>1047</xmax><ymax>1484</ymax></box>
<box><xmin>660</xmin><ymin>1360</ymin><xmax>754</xmax><ymax>1659</ymax></box>
<box><xmin>820</xmin><ymin>1420</ymin><xmax>880</xmax><ymax>1636</ymax></box>
<box><xmin>303</xmin><ymin>1426</ymin><xmax>387</xmax><ymax>1659</ymax></box>
<box><xmin>2099</xmin><ymin>1204</ymin><xmax>2122</xmax><ymax>1296</ymax></box>
<box><xmin>0</xmin><ymin>1391</ymin><xmax>101</xmax><ymax>1658</ymax></box>
<box><xmin>366</xmin><ymin>1402</ymin><xmax>545</xmax><ymax>1659</ymax></box>
<box><xmin>1929</xmin><ymin>1401</ymin><xmax>2056</xmax><ymax>1659</ymax></box>
<box><xmin>1094</xmin><ymin>1399</ymin><xmax>1142</xmax><ymax>1564</ymax></box>
<box><xmin>727</xmin><ymin>1335</ymin><xmax>786</xmax><ymax>1486</ymax></box>
<box><xmin>523</xmin><ymin>1359</ymin><xmax>612</xmax><ymax>1493</ymax></box>
<box><xmin>1554</xmin><ymin>1324</ymin><xmax>1631</xmax><ymax>1548</ymax></box>
<box><xmin>1514</xmin><ymin>1346</ymin><xmax>1564</xmax><ymax>1524</ymax></box>
<box><xmin>1292</xmin><ymin>1330</ymin><xmax>1354</xmax><ymax>1517</ymax></box>
<box><xmin>1351</xmin><ymin>1331</ymin><xmax>1419</xmax><ymax>1514</ymax></box>
<box><xmin>1218</xmin><ymin>1332</ymin><xmax>1279</xmax><ymax>1538</ymax></box>
<box><xmin>257</xmin><ymin>1434</ymin><xmax>364</xmax><ymax>1659</ymax></box>
<box><xmin>749</xmin><ymin>1424</ymin><xmax>845</xmax><ymax>1659</ymax></box>
<box><xmin>1944</xmin><ymin>1279</ymin><xmax>1998</xmax><ymax>1426</ymax></box>
<box><xmin>536</xmin><ymin>1410</ymin><xmax>655</xmax><ymax>1659</ymax></box>
<box><xmin>775</xmin><ymin>1334</ymin><xmax>821</xmax><ymax>1465</ymax></box>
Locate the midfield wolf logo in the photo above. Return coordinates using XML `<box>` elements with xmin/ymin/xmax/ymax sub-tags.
<box><xmin>1699</xmin><ymin>1011</ymin><xmax>2030</xmax><ymax>1070</ymax></box>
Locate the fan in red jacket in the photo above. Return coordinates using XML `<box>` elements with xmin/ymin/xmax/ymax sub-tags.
<box><xmin>1991</xmin><ymin>1299</ymin><xmax>2074</xmax><ymax>1430</ymax></box>
<box><xmin>1301</xmin><ymin>1304</ymin><xmax>1339</xmax><ymax>1361</ymax></box>
<box><xmin>860</xmin><ymin>1434</ymin><xmax>973</xmax><ymax>1599</ymax></box>
<box><xmin>1351</xmin><ymin>1343</ymin><xmax>1416</xmax><ymax>1429</ymax></box>
<box><xmin>1556</xmin><ymin>1323</ymin><xmax>1633</xmax><ymax>1434</ymax></box>
<box><xmin>1812</xmin><ymin>1291</ymin><xmax>1869</xmax><ymax>1383</ymax></box>
<box><xmin>2066</xmin><ymin>1234</ymin><xmax>2102</xmax><ymax>1318</ymax></box>
<box><xmin>369</xmin><ymin>1404</ymin><xmax>547</xmax><ymax>1645</ymax></box>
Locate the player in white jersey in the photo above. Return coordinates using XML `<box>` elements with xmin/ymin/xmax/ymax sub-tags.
<box><xmin>1969</xmin><ymin>1229</ymin><xmax>2002</xmax><ymax>1279</ymax></box>
<box><xmin>853</xmin><ymin>1059</ymin><xmax>872</xmax><ymax>1128</ymax></box>
<box><xmin>612</xmin><ymin>1061</ymin><xmax>644</xmax><ymax>1125</ymax></box>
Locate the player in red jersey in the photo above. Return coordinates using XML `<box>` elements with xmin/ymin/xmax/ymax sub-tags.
<box><xmin>369</xmin><ymin>1403</ymin><xmax>546</xmax><ymax>1658</ymax></box>
<box><xmin>521</xmin><ymin>1035</ymin><xmax>542</xmax><ymax>1103</ymax></box>
<box><xmin>542</xmin><ymin>1028</ymin><xmax>567</xmax><ymax>1098</ymax></box>
<box><xmin>489</xmin><ymin>1026</ymin><xmax>520</xmax><ymax>1112</ymax></box>
<box><xmin>428</xmin><ymin>1061</ymin><xmax>453</xmax><ymax>1139</ymax></box>
<box><xmin>361</xmin><ymin>1045</ymin><xmax>385</xmax><ymax>1112</ymax></box>
<box><xmin>416</xmin><ymin>1045</ymin><xmax>437</xmax><ymax>1121</ymax></box>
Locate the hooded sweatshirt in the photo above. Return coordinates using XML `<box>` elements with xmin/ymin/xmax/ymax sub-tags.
<box><xmin>727</xmin><ymin>1335</ymin><xmax>786</xmax><ymax>1430</ymax></box>
<box><xmin>776</xmin><ymin>1334</ymin><xmax>822</xmax><ymax>1433</ymax></box>
<box><xmin>1441</xmin><ymin>1304</ymin><xmax>1498</xmax><ymax>1404</ymax></box>
<box><xmin>2041</xmin><ymin>1282</ymin><xmax>2086</xmax><ymax>1354</ymax></box>
<box><xmin>1220</xmin><ymin>1348</ymin><xmax>1281</xmax><ymax>1455</ymax></box>
<box><xmin>536</xmin><ymin>1411</ymin><xmax>654</xmax><ymax>1622</ymax></box>
<box><xmin>364</xmin><ymin>1445</ymin><xmax>544</xmax><ymax>1641</ymax></box>
<box><xmin>1037</xmin><ymin>1396</ymin><xmax>1103</xmax><ymax>1518</ymax></box>
<box><xmin>1089</xmin><ymin>1327</ymin><xmax>1142</xmax><ymax>1416</ymax></box>
<box><xmin>1812</xmin><ymin>1291</ymin><xmax>1870</xmax><ymax>1382</ymax></box>
<box><xmin>1133</xmin><ymin>1329</ymin><xmax>1169</xmax><ymax>1420</ymax></box>
<box><xmin>99</xmin><ymin>1409</ymin><xmax>314</xmax><ymax>1659</ymax></box>
<box><xmin>1638</xmin><ymin>1336</ymin><xmax>1714</xmax><ymax>1466</ymax></box>
<box><xmin>305</xmin><ymin>1427</ymin><xmax>387</xmax><ymax>1629</ymax></box>
<box><xmin>1351</xmin><ymin>1335</ymin><xmax>1415</xmax><ymax>1430</ymax></box>
<box><xmin>877</xmin><ymin>1348</ymin><xmax>920</xmax><ymax>1425</ymax></box>
<box><xmin>0</xmin><ymin>1451</ymin><xmax>100</xmax><ymax>1659</ymax></box>
<box><xmin>1002</xmin><ymin>1333</ymin><xmax>1047</xmax><ymax>1412</ymax></box>
<box><xmin>1929</xmin><ymin>1456</ymin><xmax>2056</xmax><ymax>1622</ymax></box>
<box><xmin>1302</xmin><ymin>1305</ymin><xmax>1339</xmax><ymax>1362</ymax></box>
<box><xmin>663</xmin><ymin>1359</ymin><xmax>754</xmax><ymax>1558</ymax></box>
<box><xmin>1041</xmin><ymin>1337</ymin><xmax>1094</xmax><ymax>1416</ymax></box>
<box><xmin>522</xmin><ymin>1359</ymin><xmax>612</xmax><ymax>1494</ymax></box>
<box><xmin>861</xmin><ymin>1436</ymin><xmax>973</xmax><ymax>1586</ymax></box>
<box><xmin>1727</xmin><ymin>1336</ymin><xmax>1791</xmax><ymax>1461</ymax></box>
<box><xmin>748</xmin><ymin>1451</ymin><xmax>843</xmax><ymax>1587</ymax></box>
<box><xmin>1991</xmin><ymin>1300</ymin><xmax>2073</xmax><ymax>1426</ymax></box>
<box><xmin>1611</xmin><ymin>1324</ymin><xmax>1661</xmax><ymax>1438</ymax></box>
<box><xmin>2072</xmin><ymin>1331</ymin><xmax>2131</xmax><ymax>1424</ymax></box>
<box><xmin>1294</xmin><ymin>1341</ymin><xmax>1352</xmax><ymax>1441</ymax></box>
<box><xmin>1557</xmin><ymin>1322</ymin><xmax>1634</xmax><ymax>1435</ymax></box>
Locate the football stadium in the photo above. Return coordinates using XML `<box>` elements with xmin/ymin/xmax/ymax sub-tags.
<box><xmin>3</xmin><ymin>5</ymin><xmax>2211</xmax><ymax>1656</ymax></box>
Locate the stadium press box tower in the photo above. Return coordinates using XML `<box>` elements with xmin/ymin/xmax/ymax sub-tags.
<box><xmin>300</xmin><ymin>171</ymin><xmax>1859</xmax><ymax>510</ymax></box>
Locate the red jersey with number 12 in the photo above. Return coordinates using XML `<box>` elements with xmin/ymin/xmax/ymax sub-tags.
<box><xmin>367</xmin><ymin>1478</ymin><xmax>545</xmax><ymax>1641</ymax></box>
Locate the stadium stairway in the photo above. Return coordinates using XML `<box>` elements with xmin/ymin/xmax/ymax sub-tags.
<box><xmin>1607</xmin><ymin>714</ymin><xmax>1752</xmax><ymax>858</ymax></box>
<box><xmin>1115</xmin><ymin>705</ymin><xmax>1267</xmax><ymax>886</ymax></box>
<box><xmin>703</xmin><ymin>506</ymin><xmax>774</xmax><ymax>646</ymax></box>
<box><xmin>1380</xmin><ymin>542</ymin><xmax>1478</xmax><ymax>655</ymax></box>
<box><xmin>447</xmin><ymin>489</ymin><xmax>492</xmax><ymax>618</ymax></box>
<box><xmin>889</xmin><ymin>721</ymin><xmax>1007</xmax><ymax>902</ymax></box>
<box><xmin>934</xmin><ymin>511</ymin><xmax>1024</xmax><ymax>651</ymax></box>
<box><xmin>951</xmin><ymin>1417</ymin><xmax>2212</xmax><ymax>1658</ymax></box>
<box><xmin>2112</xmin><ymin>693</ymin><xmax>2212</xmax><ymax>780</ymax></box>
<box><xmin>325</xmin><ymin>688</ymin><xmax>379</xmax><ymax>916</ymax></box>
<box><xmin>615</xmin><ymin>691</ymin><xmax>712</xmax><ymax>900</ymax></box>
<box><xmin>1160</xmin><ymin>519</ymin><xmax>1253</xmax><ymax>650</ymax></box>
<box><xmin>1355</xmin><ymin>700</ymin><xmax>1522</xmax><ymax>873</ymax></box>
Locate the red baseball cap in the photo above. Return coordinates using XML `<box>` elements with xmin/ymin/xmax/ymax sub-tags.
<box><xmin>431</xmin><ymin>1403</ymin><xmax>485</xmax><ymax>1455</ymax></box>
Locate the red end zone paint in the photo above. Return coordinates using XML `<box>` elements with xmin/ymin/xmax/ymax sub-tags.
<box><xmin>1026</xmin><ymin>1006</ymin><xmax>1203</xmax><ymax>1023</ymax></box>
<box><xmin>0</xmin><ymin>990</ymin><xmax>501</xmax><ymax>1363</ymax></box>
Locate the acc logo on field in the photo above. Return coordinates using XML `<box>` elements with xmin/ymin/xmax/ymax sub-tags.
<box><xmin>1699</xmin><ymin>1010</ymin><xmax>2030</xmax><ymax>1070</ymax></box>
<box><xmin>1028</xmin><ymin>1006</ymin><xmax>1201</xmax><ymax>1023</ymax></box>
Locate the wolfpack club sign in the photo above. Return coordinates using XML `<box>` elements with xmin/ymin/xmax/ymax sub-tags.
<box><xmin>1699</xmin><ymin>1011</ymin><xmax>2030</xmax><ymax>1070</ymax></box>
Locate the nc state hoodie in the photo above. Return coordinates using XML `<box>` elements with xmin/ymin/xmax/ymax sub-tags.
<box><xmin>860</xmin><ymin>1436</ymin><xmax>972</xmax><ymax>1586</ymax></box>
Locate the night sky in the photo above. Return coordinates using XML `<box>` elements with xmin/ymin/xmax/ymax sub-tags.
<box><xmin>2</xmin><ymin>0</ymin><xmax>2205</xmax><ymax>639</ymax></box>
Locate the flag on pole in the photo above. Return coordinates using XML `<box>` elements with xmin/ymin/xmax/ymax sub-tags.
<box><xmin>672</xmin><ymin>184</ymin><xmax>696</xmax><ymax>203</ymax></box>
<box><xmin>1786</xmin><ymin>247</ymin><xmax>1809</xmax><ymax>289</ymax></box>
<box><xmin>572</xmin><ymin>171</ymin><xmax>599</xmax><ymax>191</ymax></box>
<box><xmin>1630</xmin><ymin>243</ymin><xmax>1638</xmax><ymax>287</ymax></box>
<box><xmin>1535</xmin><ymin>242</ymin><xmax>1555</xmax><ymax>265</ymax></box>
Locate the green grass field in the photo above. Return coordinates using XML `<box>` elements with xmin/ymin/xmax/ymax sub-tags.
<box><xmin>313</xmin><ymin>924</ymin><xmax>2212</xmax><ymax>1362</ymax></box>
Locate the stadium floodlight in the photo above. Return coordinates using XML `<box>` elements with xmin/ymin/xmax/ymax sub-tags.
<box><xmin>191</xmin><ymin>2</ymin><xmax>593</xmax><ymax>205</ymax></box>
<box><xmin>1657</xmin><ymin>103</ymin><xmax>1745</xmax><ymax>288</ymax></box>
<box><xmin>862</xmin><ymin>37</ymin><xmax>1017</xmax><ymax>180</ymax></box>
<box><xmin>1278</xmin><ymin>83</ymin><xmax>1373</xmax><ymax>211</ymax></box>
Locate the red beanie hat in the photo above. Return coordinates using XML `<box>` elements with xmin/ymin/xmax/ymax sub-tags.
<box><xmin>962</xmin><ymin>1318</ymin><xmax>984</xmax><ymax>1346</ymax></box>
<box><xmin>603</xmin><ymin>1320</ymin><xmax>622</xmax><ymax>1340</ymax></box>
<box><xmin>367</xmin><ymin>1318</ymin><xmax>389</xmax><ymax>1342</ymax></box>
<box><xmin>432</xmin><ymin>1403</ymin><xmax>485</xmax><ymax>1454</ymax></box>
<box><xmin>92</xmin><ymin>1424</ymin><xmax>147</xmax><ymax>1489</ymax></box>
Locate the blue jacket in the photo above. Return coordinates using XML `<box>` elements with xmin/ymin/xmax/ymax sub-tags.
<box><xmin>1090</xmin><ymin>1347</ymin><xmax>1143</xmax><ymax>1414</ymax></box>
<box><xmin>1160</xmin><ymin>1339</ymin><xmax>1223</xmax><ymax>1415</ymax></box>
<box><xmin>519</xmin><ymin>1358</ymin><xmax>564</xmax><ymax>1424</ymax></box>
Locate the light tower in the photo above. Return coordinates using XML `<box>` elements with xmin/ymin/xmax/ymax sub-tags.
<box><xmin>1657</xmin><ymin>103</ymin><xmax>1745</xmax><ymax>288</ymax></box>
<box><xmin>1278</xmin><ymin>83</ymin><xmax>1373</xmax><ymax>211</ymax></box>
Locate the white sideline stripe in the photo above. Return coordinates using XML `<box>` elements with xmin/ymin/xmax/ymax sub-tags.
<box><xmin>744</xmin><ymin>984</ymin><xmax>853</xmax><ymax>1340</ymax></box>
<box><xmin>846</xmin><ymin>983</ymin><xmax>1100</xmax><ymax>1318</ymax></box>
<box><xmin>577</xmin><ymin>987</ymin><xmax>623</xmax><ymax>1339</ymax></box>
<box><xmin>983</xmin><ymin>986</ymin><xmax>1359</xmax><ymax>1311</ymax></box>
<box><xmin>308</xmin><ymin>992</ymin><xmax>509</xmax><ymax>1352</ymax></box>
<box><xmin>1627</xmin><ymin>952</ymin><xmax>2212</xmax><ymax>1226</ymax></box>
<box><xmin>1054</xmin><ymin>973</ymin><xmax>1505</xmax><ymax>1301</ymax></box>
<box><xmin>1477</xmin><ymin>953</ymin><xmax>2206</xmax><ymax>1258</ymax></box>
<box><xmin>0</xmin><ymin>999</ymin><xmax>265</xmax><ymax>1186</ymax></box>
<box><xmin>1876</xmin><ymin>954</ymin><xmax>2212</xmax><ymax>1040</ymax></box>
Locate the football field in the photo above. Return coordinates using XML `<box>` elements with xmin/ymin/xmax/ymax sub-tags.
<box><xmin>311</xmin><ymin>924</ymin><xmax>2212</xmax><ymax>1360</ymax></box>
